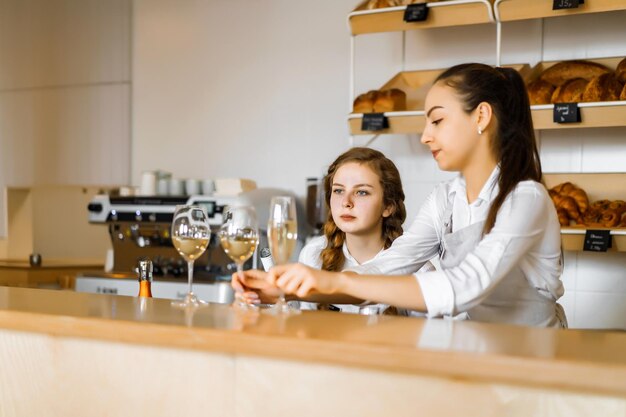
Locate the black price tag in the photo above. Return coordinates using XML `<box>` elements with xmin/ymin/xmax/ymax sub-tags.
<box><xmin>583</xmin><ymin>230</ymin><xmax>612</xmax><ymax>252</ymax></box>
<box><xmin>553</xmin><ymin>0</ymin><xmax>582</xmax><ymax>10</ymax></box>
<box><xmin>361</xmin><ymin>113</ymin><xmax>389</xmax><ymax>131</ymax></box>
<box><xmin>404</xmin><ymin>3</ymin><xmax>429</xmax><ymax>22</ymax></box>
<box><xmin>553</xmin><ymin>103</ymin><xmax>580</xmax><ymax>123</ymax></box>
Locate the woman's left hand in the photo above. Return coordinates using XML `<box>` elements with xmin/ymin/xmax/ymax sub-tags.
<box><xmin>268</xmin><ymin>263</ymin><xmax>344</xmax><ymax>298</ymax></box>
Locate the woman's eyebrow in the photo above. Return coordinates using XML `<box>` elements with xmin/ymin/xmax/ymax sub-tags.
<box><xmin>426</xmin><ymin>105</ymin><xmax>443</xmax><ymax>117</ymax></box>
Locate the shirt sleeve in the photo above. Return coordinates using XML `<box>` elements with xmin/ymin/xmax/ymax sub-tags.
<box><xmin>417</xmin><ymin>184</ymin><xmax>553</xmax><ymax>317</ymax></box>
<box><xmin>347</xmin><ymin>187</ymin><xmax>444</xmax><ymax>276</ymax></box>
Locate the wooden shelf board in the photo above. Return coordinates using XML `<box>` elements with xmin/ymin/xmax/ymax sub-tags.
<box><xmin>349</xmin><ymin>0</ymin><xmax>495</xmax><ymax>35</ymax></box>
<box><xmin>496</xmin><ymin>0</ymin><xmax>626</xmax><ymax>22</ymax></box>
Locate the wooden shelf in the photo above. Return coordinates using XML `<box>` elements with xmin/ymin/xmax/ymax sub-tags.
<box><xmin>544</xmin><ymin>173</ymin><xmax>626</xmax><ymax>252</ymax></box>
<box><xmin>523</xmin><ymin>57</ymin><xmax>626</xmax><ymax>130</ymax></box>
<box><xmin>348</xmin><ymin>64</ymin><xmax>529</xmax><ymax>135</ymax></box>
<box><xmin>495</xmin><ymin>0</ymin><xmax>626</xmax><ymax>23</ymax></box>
<box><xmin>349</xmin><ymin>0</ymin><xmax>495</xmax><ymax>36</ymax></box>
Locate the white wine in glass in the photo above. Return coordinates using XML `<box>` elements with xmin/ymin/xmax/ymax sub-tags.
<box><xmin>171</xmin><ymin>205</ymin><xmax>211</xmax><ymax>309</ymax></box>
<box><xmin>218</xmin><ymin>205</ymin><xmax>259</xmax><ymax>309</ymax></box>
<box><xmin>267</xmin><ymin>196</ymin><xmax>299</xmax><ymax>315</ymax></box>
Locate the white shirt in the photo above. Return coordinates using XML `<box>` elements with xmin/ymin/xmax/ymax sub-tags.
<box><xmin>298</xmin><ymin>235</ymin><xmax>387</xmax><ymax>314</ymax></box>
<box><xmin>350</xmin><ymin>167</ymin><xmax>564</xmax><ymax>319</ymax></box>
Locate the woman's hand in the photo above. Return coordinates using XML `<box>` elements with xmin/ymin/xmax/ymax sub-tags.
<box><xmin>231</xmin><ymin>269</ymin><xmax>282</xmax><ymax>304</ymax></box>
<box><xmin>268</xmin><ymin>263</ymin><xmax>345</xmax><ymax>298</ymax></box>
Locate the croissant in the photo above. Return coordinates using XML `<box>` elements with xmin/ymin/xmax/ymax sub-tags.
<box><xmin>549</xmin><ymin>182</ymin><xmax>589</xmax><ymax>215</ymax></box>
<box><xmin>556</xmin><ymin>208</ymin><xmax>570</xmax><ymax>226</ymax></box>
<box><xmin>552</xmin><ymin>182</ymin><xmax>576</xmax><ymax>195</ymax></box>
<box><xmin>557</xmin><ymin>196</ymin><xmax>583</xmax><ymax>224</ymax></box>
<box><xmin>601</xmin><ymin>209</ymin><xmax>621</xmax><ymax>228</ymax></box>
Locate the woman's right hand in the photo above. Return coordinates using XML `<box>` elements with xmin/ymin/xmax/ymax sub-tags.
<box><xmin>231</xmin><ymin>269</ymin><xmax>282</xmax><ymax>304</ymax></box>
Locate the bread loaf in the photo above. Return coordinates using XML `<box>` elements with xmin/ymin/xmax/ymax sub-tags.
<box><xmin>373</xmin><ymin>88</ymin><xmax>407</xmax><ymax>112</ymax></box>
<box><xmin>539</xmin><ymin>60</ymin><xmax>611</xmax><ymax>86</ymax></box>
<box><xmin>527</xmin><ymin>79</ymin><xmax>554</xmax><ymax>105</ymax></box>
<box><xmin>616</xmin><ymin>57</ymin><xmax>626</xmax><ymax>84</ymax></box>
<box><xmin>550</xmin><ymin>78</ymin><xmax>588</xmax><ymax>103</ymax></box>
<box><xmin>353</xmin><ymin>90</ymin><xmax>379</xmax><ymax>113</ymax></box>
<box><xmin>582</xmin><ymin>73</ymin><xmax>623</xmax><ymax>102</ymax></box>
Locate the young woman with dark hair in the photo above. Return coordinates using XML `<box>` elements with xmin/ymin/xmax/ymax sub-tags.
<box><xmin>238</xmin><ymin>63</ymin><xmax>566</xmax><ymax>327</ymax></box>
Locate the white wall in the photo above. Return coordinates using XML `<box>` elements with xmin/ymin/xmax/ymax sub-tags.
<box><xmin>0</xmin><ymin>0</ymin><xmax>132</xmax><ymax>239</ymax></box>
<box><xmin>132</xmin><ymin>2</ymin><xmax>626</xmax><ymax>329</ymax></box>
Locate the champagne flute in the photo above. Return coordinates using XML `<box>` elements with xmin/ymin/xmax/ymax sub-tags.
<box><xmin>218</xmin><ymin>205</ymin><xmax>259</xmax><ymax>310</ymax></box>
<box><xmin>171</xmin><ymin>205</ymin><xmax>211</xmax><ymax>308</ymax></box>
<box><xmin>267</xmin><ymin>196</ymin><xmax>299</xmax><ymax>315</ymax></box>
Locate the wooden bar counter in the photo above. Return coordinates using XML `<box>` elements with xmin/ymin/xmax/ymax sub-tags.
<box><xmin>0</xmin><ymin>286</ymin><xmax>624</xmax><ymax>417</ymax></box>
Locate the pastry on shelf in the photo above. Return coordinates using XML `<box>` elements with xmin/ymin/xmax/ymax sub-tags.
<box><xmin>550</xmin><ymin>78</ymin><xmax>588</xmax><ymax>104</ymax></box>
<box><xmin>353</xmin><ymin>88</ymin><xmax>406</xmax><ymax>113</ymax></box>
<box><xmin>620</xmin><ymin>83</ymin><xmax>626</xmax><ymax>101</ymax></box>
<box><xmin>582</xmin><ymin>73</ymin><xmax>624</xmax><ymax>102</ymax></box>
<box><xmin>616</xmin><ymin>57</ymin><xmax>626</xmax><ymax>84</ymax></box>
<box><xmin>527</xmin><ymin>79</ymin><xmax>555</xmax><ymax>105</ymax></box>
<box><xmin>539</xmin><ymin>60</ymin><xmax>611</xmax><ymax>87</ymax></box>
<box><xmin>353</xmin><ymin>90</ymin><xmax>379</xmax><ymax>113</ymax></box>
<box><xmin>373</xmin><ymin>88</ymin><xmax>407</xmax><ymax>112</ymax></box>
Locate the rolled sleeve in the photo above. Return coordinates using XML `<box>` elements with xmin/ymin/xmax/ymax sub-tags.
<box><xmin>416</xmin><ymin>270</ymin><xmax>455</xmax><ymax>317</ymax></box>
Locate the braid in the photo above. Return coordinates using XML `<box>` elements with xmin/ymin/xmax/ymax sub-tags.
<box><xmin>320</xmin><ymin>215</ymin><xmax>346</xmax><ymax>272</ymax></box>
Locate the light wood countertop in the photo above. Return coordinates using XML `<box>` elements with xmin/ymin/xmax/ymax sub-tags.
<box><xmin>0</xmin><ymin>286</ymin><xmax>624</xmax><ymax>397</ymax></box>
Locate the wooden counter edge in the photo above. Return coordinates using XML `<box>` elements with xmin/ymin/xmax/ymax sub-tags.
<box><xmin>0</xmin><ymin>309</ymin><xmax>624</xmax><ymax>398</ymax></box>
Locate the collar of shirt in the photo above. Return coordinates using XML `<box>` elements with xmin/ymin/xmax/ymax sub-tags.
<box><xmin>449</xmin><ymin>165</ymin><xmax>500</xmax><ymax>231</ymax></box>
<box><xmin>342</xmin><ymin>242</ymin><xmax>386</xmax><ymax>267</ymax></box>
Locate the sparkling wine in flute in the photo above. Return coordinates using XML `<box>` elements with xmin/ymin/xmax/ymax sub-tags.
<box><xmin>267</xmin><ymin>220</ymin><xmax>297</xmax><ymax>265</ymax></box>
<box><xmin>172</xmin><ymin>236</ymin><xmax>210</xmax><ymax>262</ymax></box>
<box><xmin>220</xmin><ymin>234</ymin><xmax>258</xmax><ymax>263</ymax></box>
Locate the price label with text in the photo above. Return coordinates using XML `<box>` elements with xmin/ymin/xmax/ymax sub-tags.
<box><xmin>361</xmin><ymin>113</ymin><xmax>389</xmax><ymax>131</ymax></box>
<box><xmin>404</xmin><ymin>3</ymin><xmax>429</xmax><ymax>22</ymax></box>
<box><xmin>553</xmin><ymin>102</ymin><xmax>581</xmax><ymax>124</ymax></box>
<box><xmin>553</xmin><ymin>0</ymin><xmax>583</xmax><ymax>10</ymax></box>
<box><xmin>583</xmin><ymin>230</ymin><xmax>611</xmax><ymax>252</ymax></box>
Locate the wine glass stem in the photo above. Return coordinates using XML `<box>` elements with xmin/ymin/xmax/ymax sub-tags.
<box><xmin>187</xmin><ymin>260</ymin><xmax>194</xmax><ymax>295</ymax></box>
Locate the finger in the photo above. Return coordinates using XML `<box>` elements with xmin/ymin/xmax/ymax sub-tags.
<box><xmin>296</xmin><ymin>279</ymin><xmax>315</xmax><ymax>299</ymax></box>
<box><xmin>231</xmin><ymin>272</ymin><xmax>244</xmax><ymax>293</ymax></box>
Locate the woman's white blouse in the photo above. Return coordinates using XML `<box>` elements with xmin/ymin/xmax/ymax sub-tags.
<box><xmin>297</xmin><ymin>235</ymin><xmax>387</xmax><ymax>314</ymax></box>
<box><xmin>350</xmin><ymin>167</ymin><xmax>564</xmax><ymax>318</ymax></box>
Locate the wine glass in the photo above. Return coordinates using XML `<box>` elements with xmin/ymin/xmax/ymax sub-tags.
<box><xmin>218</xmin><ymin>205</ymin><xmax>259</xmax><ymax>310</ymax></box>
<box><xmin>267</xmin><ymin>196</ymin><xmax>299</xmax><ymax>315</ymax></box>
<box><xmin>170</xmin><ymin>205</ymin><xmax>211</xmax><ymax>308</ymax></box>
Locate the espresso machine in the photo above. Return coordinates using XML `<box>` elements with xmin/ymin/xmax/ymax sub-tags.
<box><xmin>76</xmin><ymin>188</ymin><xmax>306</xmax><ymax>302</ymax></box>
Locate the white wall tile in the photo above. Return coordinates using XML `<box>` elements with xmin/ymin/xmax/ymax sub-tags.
<box><xmin>575</xmin><ymin>291</ymin><xmax>626</xmax><ymax>330</ymax></box>
<box><xmin>576</xmin><ymin>252</ymin><xmax>626</xmax><ymax>293</ymax></box>
<box><xmin>0</xmin><ymin>0</ymin><xmax>131</xmax><ymax>89</ymax></box>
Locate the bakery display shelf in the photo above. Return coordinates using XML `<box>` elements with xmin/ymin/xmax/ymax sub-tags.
<box><xmin>349</xmin><ymin>64</ymin><xmax>529</xmax><ymax>135</ymax></box>
<box><xmin>349</xmin><ymin>0</ymin><xmax>495</xmax><ymax>36</ymax></box>
<box><xmin>544</xmin><ymin>173</ymin><xmax>626</xmax><ymax>252</ymax></box>
<box><xmin>494</xmin><ymin>0</ymin><xmax>626</xmax><ymax>23</ymax></box>
<box><xmin>523</xmin><ymin>57</ymin><xmax>626</xmax><ymax>130</ymax></box>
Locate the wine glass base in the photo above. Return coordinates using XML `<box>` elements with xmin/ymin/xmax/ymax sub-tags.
<box><xmin>171</xmin><ymin>292</ymin><xmax>208</xmax><ymax>309</ymax></box>
<box><xmin>264</xmin><ymin>301</ymin><xmax>301</xmax><ymax>316</ymax></box>
<box><xmin>232</xmin><ymin>299</ymin><xmax>259</xmax><ymax>311</ymax></box>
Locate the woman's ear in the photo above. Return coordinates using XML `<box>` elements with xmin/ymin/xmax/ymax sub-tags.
<box><xmin>382</xmin><ymin>204</ymin><xmax>394</xmax><ymax>218</ymax></box>
<box><xmin>476</xmin><ymin>101</ymin><xmax>493</xmax><ymax>134</ymax></box>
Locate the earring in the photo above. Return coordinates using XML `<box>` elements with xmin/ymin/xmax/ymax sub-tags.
<box><xmin>478</xmin><ymin>127</ymin><xmax>483</xmax><ymax>135</ymax></box>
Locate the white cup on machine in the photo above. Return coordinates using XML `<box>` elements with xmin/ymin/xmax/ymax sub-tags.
<box><xmin>169</xmin><ymin>179</ymin><xmax>185</xmax><ymax>196</ymax></box>
<box><xmin>140</xmin><ymin>171</ymin><xmax>157</xmax><ymax>196</ymax></box>
<box><xmin>185</xmin><ymin>179</ymin><xmax>201</xmax><ymax>196</ymax></box>
<box><xmin>156</xmin><ymin>179</ymin><xmax>169</xmax><ymax>196</ymax></box>
<box><xmin>201</xmin><ymin>179</ymin><xmax>215</xmax><ymax>195</ymax></box>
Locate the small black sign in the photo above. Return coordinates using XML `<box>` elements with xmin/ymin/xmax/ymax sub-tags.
<box><xmin>404</xmin><ymin>3</ymin><xmax>429</xmax><ymax>22</ymax></box>
<box><xmin>553</xmin><ymin>0</ymin><xmax>583</xmax><ymax>10</ymax></box>
<box><xmin>583</xmin><ymin>230</ymin><xmax>612</xmax><ymax>252</ymax></box>
<box><xmin>361</xmin><ymin>113</ymin><xmax>389</xmax><ymax>131</ymax></box>
<box><xmin>553</xmin><ymin>102</ymin><xmax>581</xmax><ymax>123</ymax></box>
